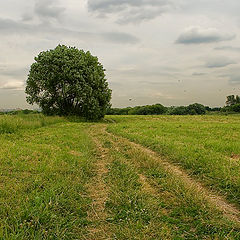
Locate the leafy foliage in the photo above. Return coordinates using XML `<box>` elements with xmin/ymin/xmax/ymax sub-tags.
<box><xmin>107</xmin><ymin>103</ymin><xmax>207</xmax><ymax>115</ymax></box>
<box><xmin>25</xmin><ymin>45</ymin><xmax>112</xmax><ymax>120</ymax></box>
<box><xmin>107</xmin><ymin>104</ymin><xmax>167</xmax><ymax>115</ymax></box>
<box><xmin>226</xmin><ymin>95</ymin><xmax>240</xmax><ymax>106</ymax></box>
<box><xmin>221</xmin><ymin>95</ymin><xmax>240</xmax><ymax>113</ymax></box>
<box><xmin>168</xmin><ymin>103</ymin><xmax>206</xmax><ymax>115</ymax></box>
<box><xmin>106</xmin><ymin>107</ymin><xmax>132</xmax><ymax>115</ymax></box>
<box><xmin>128</xmin><ymin>104</ymin><xmax>167</xmax><ymax>115</ymax></box>
<box><xmin>187</xmin><ymin>103</ymin><xmax>206</xmax><ymax>115</ymax></box>
<box><xmin>168</xmin><ymin>106</ymin><xmax>189</xmax><ymax>115</ymax></box>
<box><xmin>230</xmin><ymin>103</ymin><xmax>240</xmax><ymax>112</ymax></box>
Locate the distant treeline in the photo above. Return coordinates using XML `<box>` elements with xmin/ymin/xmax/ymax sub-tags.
<box><xmin>1</xmin><ymin>104</ymin><xmax>239</xmax><ymax>116</ymax></box>
<box><xmin>0</xmin><ymin>109</ymin><xmax>40</xmax><ymax>115</ymax></box>
<box><xmin>1</xmin><ymin>95</ymin><xmax>239</xmax><ymax>116</ymax></box>
<box><xmin>107</xmin><ymin>102</ymin><xmax>240</xmax><ymax>116</ymax></box>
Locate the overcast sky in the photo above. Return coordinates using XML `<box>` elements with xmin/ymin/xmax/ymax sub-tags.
<box><xmin>0</xmin><ymin>0</ymin><xmax>240</xmax><ymax>109</ymax></box>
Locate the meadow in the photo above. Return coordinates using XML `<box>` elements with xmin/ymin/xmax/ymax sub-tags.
<box><xmin>107</xmin><ymin>115</ymin><xmax>240</xmax><ymax>206</ymax></box>
<box><xmin>0</xmin><ymin>114</ymin><xmax>240</xmax><ymax>239</ymax></box>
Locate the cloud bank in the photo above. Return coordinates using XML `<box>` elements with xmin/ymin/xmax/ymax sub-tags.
<box><xmin>205</xmin><ymin>57</ymin><xmax>236</xmax><ymax>68</ymax></box>
<box><xmin>0</xmin><ymin>18</ymin><xmax>139</xmax><ymax>45</ymax></box>
<box><xmin>176</xmin><ymin>27</ymin><xmax>235</xmax><ymax>44</ymax></box>
<box><xmin>34</xmin><ymin>0</ymin><xmax>65</xmax><ymax>22</ymax></box>
<box><xmin>88</xmin><ymin>0</ymin><xmax>173</xmax><ymax>24</ymax></box>
<box><xmin>214</xmin><ymin>46</ymin><xmax>240</xmax><ymax>52</ymax></box>
<box><xmin>0</xmin><ymin>81</ymin><xmax>24</xmax><ymax>90</ymax></box>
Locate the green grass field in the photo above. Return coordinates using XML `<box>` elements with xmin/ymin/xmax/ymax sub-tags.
<box><xmin>0</xmin><ymin>114</ymin><xmax>240</xmax><ymax>239</ymax></box>
<box><xmin>107</xmin><ymin>115</ymin><xmax>240</xmax><ymax>206</ymax></box>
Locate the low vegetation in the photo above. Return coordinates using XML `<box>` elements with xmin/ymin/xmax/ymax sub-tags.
<box><xmin>0</xmin><ymin>117</ymin><xmax>95</xmax><ymax>239</ymax></box>
<box><xmin>0</xmin><ymin>114</ymin><xmax>65</xmax><ymax>134</ymax></box>
<box><xmin>0</xmin><ymin>114</ymin><xmax>240</xmax><ymax>239</ymax></box>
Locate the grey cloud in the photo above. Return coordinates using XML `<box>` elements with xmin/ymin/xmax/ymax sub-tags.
<box><xmin>0</xmin><ymin>81</ymin><xmax>24</xmax><ymax>90</ymax></box>
<box><xmin>0</xmin><ymin>66</ymin><xmax>27</xmax><ymax>91</ymax></box>
<box><xmin>88</xmin><ymin>0</ymin><xmax>170</xmax><ymax>13</ymax></box>
<box><xmin>88</xmin><ymin>0</ymin><xmax>172</xmax><ymax>24</ymax></box>
<box><xmin>108</xmin><ymin>81</ymin><xmax>123</xmax><ymax>87</ymax></box>
<box><xmin>219</xmin><ymin>71</ymin><xmax>240</xmax><ymax>85</ymax></box>
<box><xmin>34</xmin><ymin>0</ymin><xmax>65</xmax><ymax>21</ymax></box>
<box><xmin>0</xmin><ymin>67</ymin><xmax>29</xmax><ymax>78</ymax></box>
<box><xmin>192</xmin><ymin>72</ymin><xmax>206</xmax><ymax>76</ymax></box>
<box><xmin>214</xmin><ymin>46</ymin><xmax>240</xmax><ymax>52</ymax></box>
<box><xmin>222</xmin><ymin>73</ymin><xmax>240</xmax><ymax>85</ymax></box>
<box><xmin>176</xmin><ymin>27</ymin><xmax>235</xmax><ymax>44</ymax></box>
<box><xmin>109</xmin><ymin>66</ymin><xmax>180</xmax><ymax>79</ymax></box>
<box><xmin>138</xmin><ymin>81</ymin><xmax>177</xmax><ymax>85</ymax></box>
<box><xmin>0</xmin><ymin>64</ymin><xmax>7</xmax><ymax>70</ymax></box>
<box><xmin>22</xmin><ymin>13</ymin><xmax>34</xmax><ymax>22</ymax></box>
<box><xmin>0</xmin><ymin>18</ymin><xmax>139</xmax><ymax>45</ymax></box>
<box><xmin>0</xmin><ymin>18</ymin><xmax>31</xmax><ymax>32</ymax></box>
<box><xmin>102</xmin><ymin>32</ymin><xmax>139</xmax><ymax>44</ymax></box>
<box><xmin>205</xmin><ymin>57</ymin><xmax>236</xmax><ymax>68</ymax></box>
<box><xmin>229</xmin><ymin>75</ymin><xmax>240</xmax><ymax>84</ymax></box>
<box><xmin>116</xmin><ymin>8</ymin><xmax>166</xmax><ymax>24</ymax></box>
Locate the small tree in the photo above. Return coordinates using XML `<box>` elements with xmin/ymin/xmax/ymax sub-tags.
<box><xmin>128</xmin><ymin>104</ymin><xmax>166</xmax><ymax>115</ymax></box>
<box><xmin>236</xmin><ymin>95</ymin><xmax>240</xmax><ymax>104</ymax></box>
<box><xmin>187</xmin><ymin>103</ymin><xmax>206</xmax><ymax>115</ymax></box>
<box><xmin>168</xmin><ymin>106</ymin><xmax>189</xmax><ymax>115</ymax></box>
<box><xmin>226</xmin><ymin>95</ymin><xmax>240</xmax><ymax>106</ymax></box>
<box><xmin>230</xmin><ymin>103</ymin><xmax>240</xmax><ymax>112</ymax></box>
<box><xmin>25</xmin><ymin>45</ymin><xmax>112</xmax><ymax>120</ymax></box>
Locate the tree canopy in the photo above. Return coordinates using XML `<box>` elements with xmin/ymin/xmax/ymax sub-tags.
<box><xmin>25</xmin><ymin>45</ymin><xmax>112</xmax><ymax>120</ymax></box>
<box><xmin>226</xmin><ymin>95</ymin><xmax>240</xmax><ymax>106</ymax></box>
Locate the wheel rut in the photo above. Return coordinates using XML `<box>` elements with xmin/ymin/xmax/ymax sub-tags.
<box><xmin>103</xmin><ymin>126</ymin><xmax>240</xmax><ymax>225</ymax></box>
<box><xmin>84</xmin><ymin>126</ymin><xmax>112</xmax><ymax>240</ymax></box>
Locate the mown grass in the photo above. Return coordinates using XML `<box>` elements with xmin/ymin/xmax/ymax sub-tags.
<box><xmin>107</xmin><ymin>115</ymin><xmax>240</xmax><ymax>206</ymax></box>
<box><xmin>0</xmin><ymin>119</ymin><xmax>95</xmax><ymax>239</ymax></box>
<box><xmin>92</xmin><ymin>126</ymin><xmax>240</xmax><ymax>239</ymax></box>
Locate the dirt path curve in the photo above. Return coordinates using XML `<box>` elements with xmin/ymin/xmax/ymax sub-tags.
<box><xmin>104</xmin><ymin>126</ymin><xmax>240</xmax><ymax>225</ymax></box>
<box><xmin>84</xmin><ymin>126</ymin><xmax>112</xmax><ymax>240</ymax></box>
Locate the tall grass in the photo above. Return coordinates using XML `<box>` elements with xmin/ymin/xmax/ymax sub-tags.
<box><xmin>0</xmin><ymin>114</ymin><xmax>66</xmax><ymax>134</ymax></box>
<box><xmin>0</xmin><ymin>122</ymin><xmax>95</xmax><ymax>239</ymax></box>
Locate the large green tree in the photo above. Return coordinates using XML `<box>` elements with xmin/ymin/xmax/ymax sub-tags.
<box><xmin>25</xmin><ymin>45</ymin><xmax>112</xmax><ymax>120</ymax></box>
